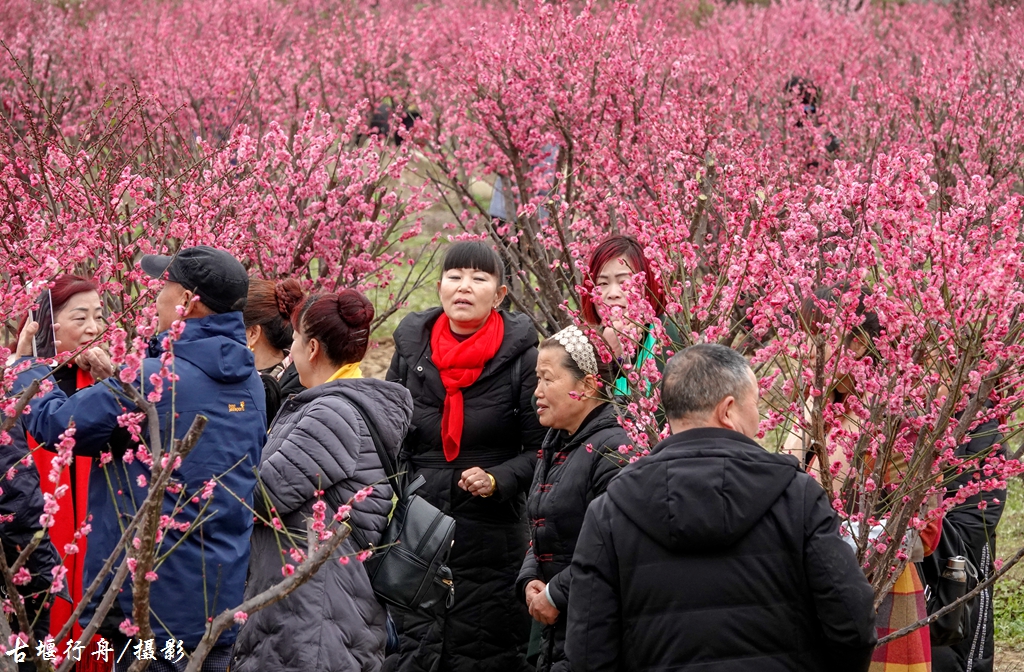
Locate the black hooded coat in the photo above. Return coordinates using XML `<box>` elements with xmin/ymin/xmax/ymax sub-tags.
<box><xmin>565</xmin><ymin>427</ymin><xmax>878</xmax><ymax>672</ymax></box>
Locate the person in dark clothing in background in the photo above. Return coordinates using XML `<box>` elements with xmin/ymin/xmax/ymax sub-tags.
<box><xmin>785</xmin><ymin>76</ymin><xmax>841</xmax><ymax>159</ymax></box>
<box><xmin>367</xmin><ymin>98</ymin><xmax>421</xmax><ymax>146</ymax></box>
<box><xmin>565</xmin><ymin>343</ymin><xmax>878</xmax><ymax>672</ymax></box>
<box><xmin>931</xmin><ymin>416</ymin><xmax>1005</xmax><ymax>672</ymax></box>
<box><xmin>1</xmin><ymin>415</ymin><xmax>64</xmax><ymax>672</ymax></box>
<box><xmin>243</xmin><ymin>277</ymin><xmax>306</xmax><ymax>423</ymax></box>
<box><xmin>517</xmin><ymin>325</ymin><xmax>632</xmax><ymax>672</ymax></box>
<box><xmin>385</xmin><ymin>241</ymin><xmax>545</xmax><ymax>672</ymax></box>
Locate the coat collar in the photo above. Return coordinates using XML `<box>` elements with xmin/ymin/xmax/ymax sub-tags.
<box><xmin>394</xmin><ymin>307</ymin><xmax>539</xmax><ymax>381</ymax></box>
<box><xmin>651</xmin><ymin>426</ymin><xmax>762</xmax><ymax>455</ymax></box>
<box><xmin>541</xmin><ymin>403</ymin><xmax>622</xmax><ymax>455</ymax></box>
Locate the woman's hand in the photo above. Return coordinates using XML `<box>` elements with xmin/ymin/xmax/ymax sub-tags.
<box><xmin>16</xmin><ymin>320</ymin><xmax>39</xmax><ymax>357</ymax></box>
<box><xmin>16</xmin><ymin>319</ymin><xmax>62</xmax><ymax>357</ymax></box>
<box><xmin>526</xmin><ymin>582</ymin><xmax>560</xmax><ymax>625</ymax></box>
<box><xmin>524</xmin><ymin>579</ymin><xmax>544</xmax><ymax>606</ymax></box>
<box><xmin>458</xmin><ymin>467</ymin><xmax>495</xmax><ymax>498</ymax></box>
<box><xmin>77</xmin><ymin>347</ymin><xmax>114</xmax><ymax>380</ymax></box>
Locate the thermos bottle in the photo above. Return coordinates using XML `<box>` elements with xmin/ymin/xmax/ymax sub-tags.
<box><xmin>942</xmin><ymin>556</ymin><xmax>968</xmax><ymax>584</ymax></box>
<box><xmin>930</xmin><ymin>555</ymin><xmax>969</xmax><ymax>647</ymax></box>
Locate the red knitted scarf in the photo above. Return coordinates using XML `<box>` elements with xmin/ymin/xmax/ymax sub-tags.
<box><xmin>430</xmin><ymin>310</ymin><xmax>504</xmax><ymax>461</ymax></box>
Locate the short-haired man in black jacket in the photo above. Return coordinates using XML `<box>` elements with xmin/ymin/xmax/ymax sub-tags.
<box><xmin>565</xmin><ymin>344</ymin><xmax>878</xmax><ymax>672</ymax></box>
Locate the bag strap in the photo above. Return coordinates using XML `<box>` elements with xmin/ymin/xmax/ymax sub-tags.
<box><xmin>338</xmin><ymin>400</ymin><xmax>402</xmax><ymax>552</ymax></box>
<box><xmin>347</xmin><ymin>400</ymin><xmax>403</xmax><ymax>500</ymax></box>
<box><xmin>511</xmin><ymin>354</ymin><xmax>522</xmax><ymax>417</ymax></box>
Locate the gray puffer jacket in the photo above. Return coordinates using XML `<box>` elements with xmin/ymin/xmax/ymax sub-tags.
<box><xmin>232</xmin><ymin>378</ymin><xmax>413</xmax><ymax>672</ymax></box>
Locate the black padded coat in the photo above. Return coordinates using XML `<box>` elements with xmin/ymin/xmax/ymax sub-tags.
<box><xmin>516</xmin><ymin>403</ymin><xmax>632</xmax><ymax>672</ymax></box>
<box><xmin>384</xmin><ymin>308</ymin><xmax>546</xmax><ymax>672</ymax></box>
<box><xmin>931</xmin><ymin>418</ymin><xmax>1004</xmax><ymax>672</ymax></box>
<box><xmin>565</xmin><ymin>427</ymin><xmax>878</xmax><ymax>672</ymax></box>
<box><xmin>0</xmin><ymin>418</ymin><xmax>63</xmax><ymax>644</ymax></box>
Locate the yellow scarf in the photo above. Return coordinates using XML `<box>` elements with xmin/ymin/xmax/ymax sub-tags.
<box><xmin>325</xmin><ymin>362</ymin><xmax>363</xmax><ymax>382</ymax></box>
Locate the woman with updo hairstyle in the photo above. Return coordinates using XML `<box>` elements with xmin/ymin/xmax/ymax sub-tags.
<box><xmin>516</xmin><ymin>326</ymin><xmax>633</xmax><ymax>672</ymax></box>
<box><xmin>243</xmin><ymin>277</ymin><xmax>306</xmax><ymax>422</ymax></box>
<box><xmin>233</xmin><ymin>290</ymin><xmax>414</xmax><ymax>672</ymax></box>
<box><xmin>580</xmin><ymin>235</ymin><xmax>682</xmax><ymax>401</ymax></box>
<box><xmin>386</xmin><ymin>240</ymin><xmax>546</xmax><ymax>672</ymax></box>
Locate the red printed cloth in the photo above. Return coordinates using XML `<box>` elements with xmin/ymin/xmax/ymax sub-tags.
<box><xmin>870</xmin><ymin>563</ymin><xmax>930</xmax><ymax>672</ymax></box>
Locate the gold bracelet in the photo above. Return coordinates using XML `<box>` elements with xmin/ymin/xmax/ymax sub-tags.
<box><xmin>481</xmin><ymin>473</ymin><xmax>497</xmax><ymax>498</ymax></box>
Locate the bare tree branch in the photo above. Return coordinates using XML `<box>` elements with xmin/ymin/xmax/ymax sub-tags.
<box><xmin>0</xmin><ymin>379</ymin><xmax>40</xmax><ymax>436</ymax></box>
<box><xmin>54</xmin><ymin>558</ymin><xmax>132</xmax><ymax>672</ymax></box>
<box><xmin>877</xmin><ymin>542</ymin><xmax>1024</xmax><ymax>646</ymax></box>
<box><xmin>183</xmin><ymin>525</ymin><xmax>354</xmax><ymax>672</ymax></box>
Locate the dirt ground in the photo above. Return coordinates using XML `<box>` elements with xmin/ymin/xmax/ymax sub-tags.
<box><xmin>362</xmin><ymin>338</ymin><xmax>396</xmax><ymax>380</ymax></box>
<box><xmin>999</xmin><ymin>648</ymin><xmax>1024</xmax><ymax>672</ymax></box>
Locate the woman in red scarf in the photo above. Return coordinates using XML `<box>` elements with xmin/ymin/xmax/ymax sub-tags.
<box><xmin>15</xmin><ymin>275</ymin><xmax>114</xmax><ymax>672</ymax></box>
<box><xmin>386</xmin><ymin>242</ymin><xmax>546</xmax><ymax>672</ymax></box>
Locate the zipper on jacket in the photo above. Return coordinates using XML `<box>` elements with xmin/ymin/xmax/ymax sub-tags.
<box><xmin>437</xmin><ymin>575</ymin><xmax>455</xmax><ymax>608</ymax></box>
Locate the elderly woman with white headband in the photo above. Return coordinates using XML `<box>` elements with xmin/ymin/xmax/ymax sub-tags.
<box><xmin>516</xmin><ymin>326</ymin><xmax>635</xmax><ymax>672</ymax></box>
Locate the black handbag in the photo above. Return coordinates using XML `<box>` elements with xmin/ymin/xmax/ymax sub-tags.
<box><xmin>347</xmin><ymin>403</ymin><xmax>457</xmax><ymax>612</ymax></box>
<box><xmin>918</xmin><ymin>517</ymin><xmax>978</xmax><ymax>647</ymax></box>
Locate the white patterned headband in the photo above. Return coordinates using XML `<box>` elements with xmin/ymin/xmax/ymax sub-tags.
<box><xmin>552</xmin><ymin>326</ymin><xmax>598</xmax><ymax>377</ymax></box>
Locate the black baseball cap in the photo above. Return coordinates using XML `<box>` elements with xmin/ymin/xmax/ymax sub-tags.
<box><xmin>141</xmin><ymin>246</ymin><xmax>249</xmax><ymax>314</ymax></box>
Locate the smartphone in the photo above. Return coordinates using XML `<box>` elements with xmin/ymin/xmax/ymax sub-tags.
<box><xmin>30</xmin><ymin>289</ymin><xmax>57</xmax><ymax>359</ymax></box>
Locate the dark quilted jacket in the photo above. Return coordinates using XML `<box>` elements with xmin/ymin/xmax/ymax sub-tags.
<box><xmin>516</xmin><ymin>403</ymin><xmax>632</xmax><ymax>672</ymax></box>
<box><xmin>232</xmin><ymin>378</ymin><xmax>413</xmax><ymax>672</ymax></box>
<box><xmin>0</xmin><ymin>419</ymin><xmax>63</xmax><ymax>642</ymax></box>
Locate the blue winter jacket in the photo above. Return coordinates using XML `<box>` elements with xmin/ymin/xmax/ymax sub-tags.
<box><xmin>13</xmin><ymin>312</ymin><xmax>266</xmax><ymax>648</ymax></box>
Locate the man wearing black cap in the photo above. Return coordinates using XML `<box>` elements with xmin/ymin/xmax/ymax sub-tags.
<box><xmin>13</xmin><ymin>246</ymin><xmax>266</xmax><ymax>672</ymax></box>
<box><xmin>142</xmin><ymin>245</ymin><xmax>251</xmax><ymax>331</ymax></box>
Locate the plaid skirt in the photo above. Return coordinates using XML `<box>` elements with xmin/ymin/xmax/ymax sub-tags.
<box><xmin>870</xmin><ymin>564</ymin><xmax>931</xmax><ymax>672</ymax></box>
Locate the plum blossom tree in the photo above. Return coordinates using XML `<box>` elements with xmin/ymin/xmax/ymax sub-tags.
<box><xmin>3</xmin><ymin>0</ymin><xmax>1024</xmax><ymax>665</ymax></box>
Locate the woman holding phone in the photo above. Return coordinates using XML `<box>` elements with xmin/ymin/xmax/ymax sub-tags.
<box><xmin>9</xmin><ymin>275</ymin><xmax>114</xmax><ymax>670</ymax></box>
